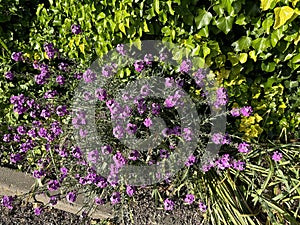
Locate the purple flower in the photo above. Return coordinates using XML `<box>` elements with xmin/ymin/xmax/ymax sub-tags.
<box><xmin>126</xmin><ymin>185</ymin><xmax>136</xmax><ymax>197</ymax></box>
<box><xmin>113</xmin><ymin>151</ymin><xmax>127</xmax><ymax>168</ymax></box>
<box><xmin>95</xmin><ymin>197</ymin><xmax>105</xmax><ymax>205</ymax></box>
<box><xmin>126</xmin><ymin>123</ymin><xmax>137</xmax><ymax>135</ymax></box>
<box><xmin>33</xmin><ymin>170</ymin><xmax>45</xmax><ymax>179</ymax></box>
<box><xmin>233</xmin><ymin>160</ymin><xmax>245</xmax><ymax>171</ymax></box>
<box><xmin>151</xmin><ymin>103</ymin><xmax>161</xmax><ymax>115</ymax></box>
<box><xmin>1</xmin><ymin>196</ymin><xmax>14</xmax><ymax>209</ymax></box>
<box><xmin>134</xmin><ymin>60</ymin><xmax>145</xmax><ymax>72</ymax></box>
<box><xmin>58</xmin><ymin>62</ymin><xmax>69</xmax><ymax>71</ymax></box>
<box><xmin>72</xmin><ymin>146</ymin><xmax>82</xmax><ymax>159</ymax></box>
<box><xmin>143</xmin><ymin>117</ymin><xmax>152</xmax><ymax>127</ymax></box>
<box><xmin>94</xmin><ymin>175</ymin><xmax>108</xmax><ymax>188</ymax></box>
<box><xmin>240</xmin><ymin>106</ymin><xmax>253</xmax><ymax>117</ymax></box>
<box><xmin>201</xmin><ymin>161</ymin><xmax>215</xmax><ymax>172</ymax></box>
<box><xmin>194</xmin><ymin>68</ymin><xmax>206</xmax><ymax>88</ymax></box>
<box><xmin>164</xmin><ymin>198</ymin><xmax>175</xmax><ymax>211</ymax></box>
<box><xmin>212</xmin><ymin>133</ymin><xmax>224</xmax><ymax>145</ymax></box>
<box><xmin>10</xmin><ymin>153</ymin><xmax>22</xmax><ymax>164</ymax></box>
<box><xmin>56</xmin><ymin>105</ymin><xmax>68</xmax><ymax>116</ymax></box>
<box><xmin>95</xmin><ymin>88</ymin><xmax>107</xmax><ymax>101</ymax></box>
<box><xmin>238</xmin><ymin>142</ymin><xmax>251</xmax><ymax>154</ymax></box>
<box><xmin>165</xmin><ymin>77</ymin><xmax>175</xmax><ymax>88</ymax></box>
<box><xmin>199</xmin><ymin>202</ymin><xmax>207</xmax><ymax>212</ymax></box>
<box><xmin>222</xmin><ymin>133</ymin><xmax>231</xmax><ymax>145</ymax></box>
<box><xmin>34</xmin><ymin>207</ymin><xmax>42</xmax><ymax>215</ymax></box>
<box><xmin>216</xmin><ymin>154</ymin><xmax>232</xmax><ymax>170</ymax></box>
<box><xmin>136</xmin><ymin>98</ymin><xmax>147</xmax><ymax>115</ymax></box>
<box><xmin>40</xmin><ymin>108</ymin><xmax>51</xmax><ymax>119</ymax></box>
<box><xmin>49</xmin><ymin>196</ymin><xmax>58</xmax><ymax>206</ymax></box>
<box><xmin>87</xmin><ymin>150</ymin><xmax>99</xmax><ymax>164</ymax></box>
<box><xmin>74</xmin><ymin>72</ymin><xmax>82</xmax><ymax>79</ymax></box>
<box><xmin>3</xmin><ymin>134</ymin><xmax>11</xmax><ymax>142</ymax></box>
<box><xmin>214</xmin><ymin>87</ymin><xmax>228</xmax><ymax>108</ymax></box>
<box><xmin>144</xmin><ymin>53</ymin><xmax>153</xmax><ymax>65</ymax></box>
<box><xmin>60</xmin><ymin>167</ymin><xmax>68</xmax><ymax>176</ymax></box>
<box><xmin>164</xmin><ymin>95</ymin><xmax>176</xmax><ymax>108</ymax></box>
<box><xmin>113</xmin><ymin>125</ymin><xmax>124</xmax><ymax>139</ymax></box>
<box><xmin>159</xmin><ymin>52</ymin><xmax>168</xmax><ymax>61</ymax></box>
<box><xmin>27</xmin><ymin>129</ymin><xmax>37</xmax><ymax>138</ymax></box>
<box><xmin>180</xmin><ymin>59</ymin><xmax>192</xmax><ymax>73</ymax></box>
<box><xmin>101</xmin><ymin>145</ymin><xmax>112</xmax><ymax>155</ymax></box>
<box><xmin>5</xmin><ymin>71</ymin><xmax>14</xmax><ymax>80</ymax></box>
<box><xmin>44</xmin><ymin>90</ymin><xmax>58</xmax><ymax>99</ymax></box>
<box><xmin>13</xmin><ymin>134</ymin><xmax>21</xmax><ymax>142</ymax></box>
<box><xmin>160</xmin><ymin>149</ymin><xmax>170</xmax><ymax>158</ymax></box>
<box><xmin>71</xmin><ymin>24</ymin><xmax>82</xmax><ymax>34</ymax></box>
<box><xmin>183</xmin><ymin>127</ymin><xmax>192</xmax><ymax>141</ymax></box>
<box><xmin>185</xmin><ymin>155</ymin><xmax>197</xmax><ymax>166</ymax></box>
<box><xmin>230</xmin><ymin>108</ymin><xmax>240</xmax><ymax>117</ymax></box>
<box><xmin>83</xmin><ymin>68</ymin><xmax>96</xmax><ymax>83</ymax></box>
<box><xmin>184</xmin><ymin>194</ymin><xmax>195</xmax><ymax>204</ymax></box>
<box><xmin>17</xmin><ymin>126</ymin><xmax>26</xmax><ymax>135</ymax></box>
<box><xmin>128</xmin><ymin>150</ymin><xmax>140</xmax><ymax>160</ymax></box>
<box><xmin>272</xmin><ymin>151</ymin><xmax>283</xmax><ymax>162</ymax></box>
<box><xmin>11</xmin><ymin>52</ymin><xmax>23</xmax><ymax>61</ymax></box>
<box><xmin>102</xmin><ymin>63</ymin><xmax>117</xmax><ymax>77</ymax></box>
<box><xmin>44</xmin><ymin>43</ymin><xmax>57</xmax><ymax>59</ymax></box>
<box><xmin>66</xmin><ymin>191</ymin><xmax>77</xmax><ymax>203</ymax></box>
<box><xmin>56</xmin><ymin>75</ymin><xmax>65</xmax><ymax>85</ymax></box>
<box><xmin>116</xmin><ymin>44</ymin><xmax>126</xmax><ymax>56</ymax></box>
<box><xmin>47</xmin><ymin>180</ymin><xmax>60</xmax><ymax>191</ymax></box>
<box><xmin>38</xmin><ymin>127</ymin><xmax>48</xmax><ymax>138</ymax></box>
<box><xmin>110</xmin><ymin>192</ymin><xmax>121</xmax><ymax>205</ymax></box>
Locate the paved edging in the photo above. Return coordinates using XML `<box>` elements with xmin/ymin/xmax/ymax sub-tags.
<box><xmin>0</xmin><ymin>166</ymin><xmax>113</xmax><ymax>219</ymax></box>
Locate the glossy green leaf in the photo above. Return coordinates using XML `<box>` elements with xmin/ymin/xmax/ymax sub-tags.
<box><xmin>273</xmin><ymin>6</ymin><xmax>294</xmax><ymax>29</ymax></box>
<box><xmin>153</xmin><ymin>0</ymin><xmax>160</xmax><ymax>14</ymax></box>
<box><xmin>261</xmin><ymin>0</ymin><xmax>278</xmax><ymax>11</ymax></box>
<box><xmin>252</xmin><ymin>37</ymin><xmax>270</xmax><ymax>54</ymax></box>
<box><xmin>232</xmin><ymin>36</ymin><xmax>252</xmax><ymax>52</ymax></box>
<box><xmin>216</xmin><ymin>16</ymin><xmax>234</xmax><ymax>34</ymax></box>
<box><xmin>195</xmin><ymin>9</ymin><xmax>212</xmax><ymax>30</ymax></box>
<box><xmin>291</xmin><ymin>54</ymin><xmax>300</xmax><ymax>64</ymax></box>
<box><xmin>261</xmin><ymin>62</ymin><xmax>276</xmax><ymax>72</ymax></box>
<box><xmin>262</xmin><ymin>15</ymin><xmax>274</xmax><ymax>34</ymax></box>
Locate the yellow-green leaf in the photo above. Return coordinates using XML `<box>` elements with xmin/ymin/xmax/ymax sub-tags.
<box><xmin>79</xmin><ymin>43</ymin><xmax>85</xmax><ymax>54</ymax></box>
<box><xmin>239</xmin><ymin>53</ymin><xmax>248</xmax><ymax>64</ymax></box>
<box><xmin>143</xmin><ymin>20</ymin><xmax>149</xmax><ymax>32</ymax></box>
<box><xmin>273</xmin><ymin>6</ymin><xmax>295</xmax><ymax>29</ymax></box>
<box><xmin>119</xmin><ymin>23</ymin><xmax>126</xmax><ymax>34</ymax></box>
<box><xmin>249</xmin><ymin>50</ymin><xmax>257</xmax><ymax>62</ymax></box>
<box><xmin>291</xmin><ymin>0</ymin><xmax>300</xmax><ymax>7</ymax></box>
<box><xmin>153</xmin><ymin>0</ymin><xmax>159</xmax><ymax>14</ymax></box>
<box><xmin>261</xmin><ymin>0</ymin><xmax>278</xmax><ymax>11</ymax></box>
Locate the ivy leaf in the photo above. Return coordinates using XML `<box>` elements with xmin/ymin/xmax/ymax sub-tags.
<box><xmin>216</xmin><ymin>16</ymin><xmax>234</xmax><ymax>34</ymax></box>
<box><xmin>262</xmin><ymin>16</ymin><xmax>274</xmax><ymax>34</ymax></box>
<box><xmin>260</xmin><ymin>0</ymin><xmax>278</xmax><ymax>11</ymax></box>
<box><xmin>291</xmin><ymin>53</ymin><xmax>300</xmax><ymax>64</ymax></box>
<box><xmin>119</xmin><ymin>23</ymin><xmax>126</xmax><ymax>34</ymax></box>
<box><xmin>195</xmin><ymin>9</ymin><xmax>212</xmax><ymax>30</ymax></box>
<box><xmin>252</xmin><ymin>37</ymin><xmax>270</xmax><ymax>54</ymax></box>
<box><xmin>232</xmin><ymin>36</ymin><xmax>252</xmax><ymax>52</ymax></box>
<box><xmin>153</xmin><ymin>0</ymin><xmax>160</xmax><ymax>14</ymax></box>
<box><xmin>273</xmin><ymin>6</ymin><xmax>294</xmax><ymax>30</ymax></box>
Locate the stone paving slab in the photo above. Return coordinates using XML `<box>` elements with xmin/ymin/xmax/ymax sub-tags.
<box><xmin>0</xmin><ymin>166</ymin><xmax>113</xmax><ymax>219</ymax></box>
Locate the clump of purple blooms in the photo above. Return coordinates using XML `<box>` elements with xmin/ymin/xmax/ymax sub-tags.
<box><xmin>71</xmin><ymin>24</ymin><xmax>82</xmax><ymax>34</ymax></box>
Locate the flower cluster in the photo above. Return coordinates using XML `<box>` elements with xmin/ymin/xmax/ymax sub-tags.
<box><xmin>202</xmin><ymin>154</ymin><xmax>246</xmax><ymax>172</ymax></box>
